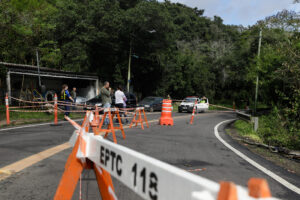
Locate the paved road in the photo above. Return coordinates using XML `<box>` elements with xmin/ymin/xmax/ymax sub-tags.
<box><xmin>0</xmin><ymin>112</ymin><xmax>299</xmax><ymax>200</ymax></box>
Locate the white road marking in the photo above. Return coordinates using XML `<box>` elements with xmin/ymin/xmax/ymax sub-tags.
<box><xmin>0</xmin><ymin>119</ymin><xmax>83</xmax><ymax>133</ymax></box>
<box><xmin>214</xmin><ymin>119</ymin><xmax>300</xmax><ymax>195</ymax></box>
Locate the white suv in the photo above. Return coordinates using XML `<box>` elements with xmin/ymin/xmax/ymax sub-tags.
<box><xmin>178</xmin><ymin>96</ymin><xmax>209</xmax><ymax>113</ymax></box>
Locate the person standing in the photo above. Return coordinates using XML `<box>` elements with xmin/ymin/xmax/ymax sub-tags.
<box><xmin>71</xmin><ymin>87</ymin><xmax>77</xmax><ymax>103</ymax></box>
<box><xmin>70</xmin><ymin>87</ymin><xmax>77</xmax><ymax>110</ymax></box>
<box><xmin>101</xmin><ymin>81</ymin><xmax>112</xmax><ymax>125</ymax></box>
<box><xmin>115</xmin><ymin>86</ymin><xmax>127</xmax><ymax>123</ymax></box>
<box><xmin>61</xmin><ymin>84</ymin><xmax>74</xmax><ymax>117</ymax></box>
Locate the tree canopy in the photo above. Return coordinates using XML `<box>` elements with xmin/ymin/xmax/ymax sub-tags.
<box><xmin>0</xmin><ymin>0</ymin><xmax>299</xmax><ymax>135</ymax></box>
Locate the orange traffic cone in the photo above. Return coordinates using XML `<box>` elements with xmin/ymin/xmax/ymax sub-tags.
<box><xmin>159</xmin><ymin>99</ymin><xmax>174</xmax><ymax>126</ymax></box>
<box><xmin>190</xmin><ymin>99</ymin><xmax>197</xmax><ymax>124</ymax></box>
<box><xmin>51</xmin><ymin>94</ymin><xmax>62</xmax><ymax>126</ymax></box>
<box><xmin>5</xmin><ymin>93</ymin><xmax>10</xmax><ymax>125</ymax></box>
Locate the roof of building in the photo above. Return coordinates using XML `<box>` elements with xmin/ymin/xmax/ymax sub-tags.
<box><xmin>0</xmin><ymin>61</ymin><xmax>98</xmax><ymax>81</ymax></box>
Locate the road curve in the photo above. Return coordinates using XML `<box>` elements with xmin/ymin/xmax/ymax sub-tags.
<box><xmin>0</xmin><ymin>112</ymin><xmax>299</xmax><ymax>200</ymax></box>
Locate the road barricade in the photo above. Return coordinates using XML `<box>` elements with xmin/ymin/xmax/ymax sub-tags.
<box><xmin>129</xmin><ymin>107</ymin><xmax>149</xmax><ymax>130</ymax></box>
<box><xmin>55</xmin><ymin>113</ymin><xmax>279</xmax><ymax>200</ymax></box>
<box><xmin>92</xmin><ymin>108</ymin><xmax>126</xmax><ymax>143</ymax></box>
<box><xmin>159</xmin><ymin>99</ymin><xmax>174</xmax><ymax>126</ymax></box>
<box><xmin>54</xmin><ymin>112</ymin><xmax>116</xmax><ymax>200</ymax></box>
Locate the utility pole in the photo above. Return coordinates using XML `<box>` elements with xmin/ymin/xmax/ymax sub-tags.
<box><xmin>254</xmin><ymin>29</ymin><xmax>262</xmax><ymax>116</ymax></box>
<box><xmin>36</xmin><ymin>49</ymin><xmax>41</xmax><ymax>87</ymax></box>
<box><xmin>127</xmin><ymin>40</ymin><xmax>132</xmax><ymax>93</ymax></box>
<box><xmin>126</xmin><ymin>30</ymin><xmax>156</xmax><ymax>92</ymax></box>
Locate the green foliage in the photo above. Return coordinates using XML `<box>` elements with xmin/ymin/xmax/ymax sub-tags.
<box><xmin>258</xmin><ymin>109</ymin><xmax>300</xmax><ymax>149</ymax></box>
<box><xmin>0</xmin><ymin>0</ymin><xmax>299</xmax><ymax>144</ymax></box>
<box><xmin>234</xmin><ymin>120</ymin><xmax>262</xmax><ymax>143</ymax></box>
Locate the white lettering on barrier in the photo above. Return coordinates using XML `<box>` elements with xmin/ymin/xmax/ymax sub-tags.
<box><xmin>80</xmin><ymin>135</ymin><xmax>279</xmax><ymax>200</ymax></box>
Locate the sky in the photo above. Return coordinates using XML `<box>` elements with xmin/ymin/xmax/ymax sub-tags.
<box><xmin>158</xmin><ymin>0</ymin><xmax>300</xmax><ymax>26</ymax></box>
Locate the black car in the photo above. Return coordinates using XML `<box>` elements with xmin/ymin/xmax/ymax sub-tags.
<box><xmin>137</xmin><ymin>96</ymin><xmax>163</xmax><ymax>112</ymax></box>
<box><xmin>85</xmin><ymin>93</ymin><xmax>137</xmax><ymax>109</ymax></box>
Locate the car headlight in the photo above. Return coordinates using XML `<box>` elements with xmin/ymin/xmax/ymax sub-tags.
<box><xmin>145</xmin><ymin>105</ymin><xmax>150</xmax><ymax>108</ymax></box>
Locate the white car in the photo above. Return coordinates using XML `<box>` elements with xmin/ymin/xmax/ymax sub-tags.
<box><xmin>178</xmin><ymin>96</ymin><xmax>209</xmax><ymax>113</ymax></box>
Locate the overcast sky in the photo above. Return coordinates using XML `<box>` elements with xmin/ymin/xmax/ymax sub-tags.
<box><xmin>158</xmin><ymin>0</ymin><xmax>300</xmax><ymax>26</ymax></box>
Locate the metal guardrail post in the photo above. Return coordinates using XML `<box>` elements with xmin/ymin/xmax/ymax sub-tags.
<box><xmin>236</xmin><ymin>111</ymin><xmax>259</xmax><ymax>132</ymax></box>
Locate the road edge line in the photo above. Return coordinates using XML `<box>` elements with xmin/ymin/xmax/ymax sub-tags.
<box><xmin>214</xmin><ymin>119</ymin><xmax>300</xmax><ymax>195</ymax></box>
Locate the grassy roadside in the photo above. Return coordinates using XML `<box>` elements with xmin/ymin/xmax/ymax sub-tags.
<box><xmin>0</xmin><ymin>107</ymin><xmax>85</xmax><ymax>128</ymax></box>
<box><xmin>226</xmin><ymin>120</ymin><xmax>300</xmax><ymax>176</ymax></box>
<box><xmin>234</xmin><ymin>120</ymin><xmax>263</xmax><ymax>143</ymax></box>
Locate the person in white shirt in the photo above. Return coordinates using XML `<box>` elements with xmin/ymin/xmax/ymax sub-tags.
<box><xmin>115</xmin><ymin>86</ymin><xmax>127</xmax><ymax>123</ymax></box>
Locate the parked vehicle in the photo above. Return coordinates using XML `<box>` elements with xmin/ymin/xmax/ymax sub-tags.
<box><xmin>85</xmin><ymin>93</ymin><xmax>137</xmax><ymax>109</ymax></box>
<box><xmin>178</xmin><ymin>96</ymin><xmax>209</xmax><ymax>113</ymax></box>
<box><xmin>75</xmin><ymin>96</ymin><xmax>87</xmax><ymax>105</ymax></box>
<box><xmin>178</xmin><ymin>96</ymin><xmax>199</xmax><ymax>113</ymax></box>
<box><xmin>85</xmin><ymin>94</ymin><xmax>102</xmax><ymax>109</ymax></box>
<box><xmin>137</xmin><ymin>96</ymin><xmax>163</xmax><ymax>112</ymax></box>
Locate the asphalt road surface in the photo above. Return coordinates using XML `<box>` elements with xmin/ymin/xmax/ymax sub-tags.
<box><xmin>0</xmin><ymin>112</ymin><xmax>299</xmax><ymax>200</ymax></box>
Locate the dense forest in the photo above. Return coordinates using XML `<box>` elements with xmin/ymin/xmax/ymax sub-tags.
<box><xmin>0</xmin><ymin>0</ymin><xmax>299</xmax><ymax>147</ymax></box>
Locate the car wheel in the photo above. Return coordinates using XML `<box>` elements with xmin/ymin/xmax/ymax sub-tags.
<box><xmin>149</xmin><ymin>107</ymin><xmax>154</xmax><ymax>112</ymax></box>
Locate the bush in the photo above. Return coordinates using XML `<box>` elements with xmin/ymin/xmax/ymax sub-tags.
<box><xmin>258</xmin><ymin>109</ymin><xmax>300</xmax><ymax>150</ymax></box>
<box><xmin>234</xmin><ymin>108</ymin><xmax>300</xmax><ymax>150</ymax></box>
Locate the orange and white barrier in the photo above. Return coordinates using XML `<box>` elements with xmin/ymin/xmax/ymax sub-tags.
<box><xmin>5</xmin><ymin>93</ymin><xmax>10</xmax><ymax>125</ymax></box>
<box><xmin>129</xmin><ymin>107</ymin><xmax>149</xmax><ymax>130</ymax></box>
<box><xmin>54</xmin><ymin>112</ymin><xmax>116</xmax><ymax>200</ymax></box>
<box><xmin>91</xmin><ymin>108</ymin><xmax>126</xmax><ymax>144</ymax></box>
<box><xmin>159</xmin><ymin>99</ymin><xmax>174</xmax><ymax>126</ymax></box>
<box><xmin>58</xmin><ymin>114</ymin><xmax>279</xmax><ymax>200</ymax></box>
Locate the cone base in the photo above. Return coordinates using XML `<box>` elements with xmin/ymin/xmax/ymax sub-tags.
<box><xmin>159</xmin><ymin>118</ymin><xmax>174</xmax><ymax>126</ymax></box>
<box><xmin>50</xmin><ymin>123</ymin><xmax>62</xmax><ymax>126</ymax></box>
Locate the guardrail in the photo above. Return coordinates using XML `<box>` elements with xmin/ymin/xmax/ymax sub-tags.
<box><xmin>236</xmin><ymin>111</ymin><xmax>251</xmax><ymax>121</ymax></box>
<box><xmin>236</xmin><ymin>110</ymin><xmax>259</xmax><ymax>132</ymax></box>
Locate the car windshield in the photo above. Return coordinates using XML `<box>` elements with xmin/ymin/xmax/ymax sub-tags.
<box><xmin>184</xmin><ymin>98</ymin><xmax>197</xmax><ymax>102</ymax></box>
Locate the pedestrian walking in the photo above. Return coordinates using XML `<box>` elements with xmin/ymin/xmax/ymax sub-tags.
<box><xmin>61</xmin><ymin>84</ymin><xmax>74</xmax><ymax>117</ymax></box>
<box><xmin>101</xmin><ymin>81</ymin><xmax>112</xmax><ymax>125</ymax></box>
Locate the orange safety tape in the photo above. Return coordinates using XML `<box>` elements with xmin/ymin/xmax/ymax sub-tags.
<box><xmin>9</xmin><ymin>109</ymin><xmax>52</xmax><ymax>113</ymax></box>
<box><xmin>9</xmin><ymin>105</ymin><xmax>51</xmax><ymax>109</ymax></box>
<box><xmin>9</xmin><ymin>96</ymin><xmax>54</xmax><ymax>104</ymax></box>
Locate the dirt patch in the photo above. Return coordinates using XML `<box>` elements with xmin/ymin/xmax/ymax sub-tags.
<box><xmin>226</xmin><ymin>123</ymin><xmax>300</xmax><ymax>176</ymax></box>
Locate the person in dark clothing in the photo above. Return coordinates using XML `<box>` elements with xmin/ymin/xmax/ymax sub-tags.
<box><xmin>70</xmin><ymin>87</ymin><xmax>77</xmax><ymax>103</ymax></box>
<box><xmin>70</xmin><ymin>87</ymin><xmax>77</xmax><ymax>110</ymax></box>
<box><xmin>61</xmin><ymin>84</ymin><xmax>74</xmax><ymax>117</ymax></box>
<box><xmin>101</xmin><ymin>81</ymin><xmax>112</xmax><ymax>125</ymax></box>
